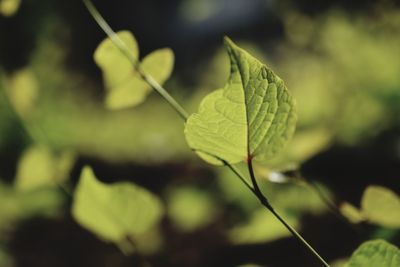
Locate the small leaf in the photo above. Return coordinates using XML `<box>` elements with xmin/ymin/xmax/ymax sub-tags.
<box><xmin>72</xmin><ymin>166</ymin><xmax>163</xmax><ymax>243</ymax></box>
<box><xmin>15</xmin><ymin>146</ymin><xmax>75</xmax><ymax>191</ymax></box>
<box><xmin>185</xmin><ymin>37</ymin><xmax>296</xmax><ymax>165</ymax></box>
<box><xmin>94</xmin><ymin>31</ymin><xmax>139</xmax><ymax>90</ymax></box>
<box><xmin>339</xmin><ymin>202</ymin><xmax>365</xmax><ymax>224</ymax></box>
<box><xmin>94</xmin><ymin>31</ymin><xmax>174</xmax><ymax>109</ymax></box>
<box><xmin>0</xmin><ymin>0</ymin><xmax>20</xmax><ymax>17</ymax></box>
<box><xmin>6</xmin><ymin>68</ymin><xmax>39</xmax><ymax>119</ymax></box>
<box><xmin>345</xmin><ymin>240</ymin><xmax>400</xmax><ymax>267</ymax></box>
<box><xmin>105</xmin><ymin>48</ymin><xmax>174</xmax><ymax>109</ymax></box>
<box><xmin>361</xmin><ymin>186</ymin><xmax>400</xmax><ymax>228</ymax></box>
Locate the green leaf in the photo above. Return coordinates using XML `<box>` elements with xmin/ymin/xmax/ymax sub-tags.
<box><xmin>6</xmin><ymin>68</ymin><xmax>39</xmax><ymax>119</ymax></box>
<box><xmin>345</xmin><ymin>240</ymin><xmax>400</xmax><ymax>267</ymax></box>
<box><xmin>105</xmin><ymin>48</ymin><xmax>174</xmax><ymax>109</ymax></box>
<box><xmin>15</xmin><ymin>145</ymin><xmax>75</xmax><ymax>191</ymax></box>
<box><xmin>94</xmin><ymin>31</ymin><xmax>174</xmax><ymax>109</ymax></box>
<box><xmin>72</xmin><ymin>166</ymin><xmax>163</xmax><ymax>243</ymax></box>
<box><xmin>361</xmin><ymin>186</ymin><xmax>400</xmax><ymax>228</ymax></box>
<box><xmin>185</xmin><ymin>37</ymin><xmax>296</xmax><ymax>165</ymax></box>
<box><xmin>339</xmin><ymin>202</ymin><xmax>365</xmax><ymax>224</ymax></box>
<box><xmin>0</xmin><ymin>0</ymin><xmax>21</xmax><ymax>17</ymax></box>
<box><xmin>166</xmin><ymin>186</ymin><xmax>218</xmax><ymax>232</ymax></box>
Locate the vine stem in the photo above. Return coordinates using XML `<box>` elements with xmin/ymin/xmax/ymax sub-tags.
<box><xmin>248</xmin><ymin>159</ymin><xmax>330</xmax><ymax>267</ymax></box>
<box><xmin>82</xmin><ymin>0</ymin><xmax>188</xmax><ymax>121</ymax></box>
<box><xmin>82</xmin><ymin>1</ymin><xmax>330</xmax><ymax>266</ymax></box>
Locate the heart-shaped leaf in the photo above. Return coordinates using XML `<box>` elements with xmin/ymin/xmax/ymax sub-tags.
<box><xmin>185</xmin><ymin>37</ymin><xmax>296</xmax><ymax>165</ymax></box>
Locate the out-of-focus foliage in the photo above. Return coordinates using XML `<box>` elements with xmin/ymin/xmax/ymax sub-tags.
<box><xmin>15</xmin><ymin>145</ymin><xmax>75</xmax><ymax>191</ymax></box>
<box><xmin>185</xmin><ymin>37</ymin><xmax>296</xmax><ymax>165</ymax></box>
<box><xmin>166</xmin><ymin>185</ymin><xmax>219</xmax><ymax>232</ymax></box>
<box><xmin>229</xmin><ymin>207</ymin><xmax>298</xmax><ymax>244</ymax></box>
<box><xmin>361</xmin><ymin>186</ymin><xmax>400</xmax><ymax>228</ymax></box>
<box><xmin>339</xmin><ymin>202</ymin><xmax>365</xmax><ymax>224</ymax></box>
<box><xmin>5</xmin><ymin>69</ymin><xmax>39</xmax><ymax>120</ymax></box>
<box><xmin>0</xmin><ymin>0</ymin><xmax>20</xmax><ymax>17</ymax></box>
<box><xmin>341</xmin><ymin>185</ymin><xmax>400</xmax><ymax>229</ymax></box>
<box><xmin>0</xmin><ymin>246</ymin><xmax>14</xmax><ymax>267</ymax></box>
<box><xmin>72</xmin><ymin>166</ymin><xmax>164</xmax><ymax>247</ymax></box>
<box><xmin>94</xmin><ymin>31</ymin><xmax>174</xmax><ymax>109</ymax></box>
<box><xmin>278</xmin><ymin>9</ymin><xmax>400</xmax><ymax>147</ymax></box>
<box><xmin>0</xmin><ymin>1</ymin><xmax>400</xmax><ymax>266</ymax></box>
<box><xmin>344</xmin><ymin>239</ymin><xmax>400</xmax><ymax>267</ymax></box>
<box><xmin>0</xmin><ymin>182</ymin><xmax>64</xmax><ymax>236</ymax></box>
<box><xmin>217</xmin><ymin>166</ymin><xmax>327</xmax><ymax>244</ymax></box>
<box><xmin>341</xmin><ymin>185</ymin><xmax>400</xmax><ymax>228</ymax></box>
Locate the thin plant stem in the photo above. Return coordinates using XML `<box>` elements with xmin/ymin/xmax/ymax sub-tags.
<box><xmin>82</xmin><ymin>1</ymin><xmax>330</xmax><ymax>266</ymax></box>
<box><xmin>248</xmin><ymin>159</ymin><xmax>330</xmax><ymax>267</ymax></box>
<box><xmin>82</xmin><ymin>0</ymin><xmax>188</xmax><ymax>121</ymax></box>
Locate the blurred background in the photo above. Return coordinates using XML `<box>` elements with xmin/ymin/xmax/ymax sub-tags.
<box><xmin>0</xmin><ymin>0</ymin><xmax>399</xmax><ymax>266</ymax></box>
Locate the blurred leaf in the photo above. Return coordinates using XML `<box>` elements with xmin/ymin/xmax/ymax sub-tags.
<box><xmin>0</xmin><ymin>0</ymin><xmax>20</xmax><ymax>17</ymax></box>
<box><xmin>5</xmin><ymin>69</ymin><xmax>39</xmax><ymax>119</ymax></box>
<box><xmin>267</xmin><ymin>127</ymin><xmax>333</xmax><ymax>167</ymax></box>
<box><xmin>15</xmin><ymin>145</ymin><xmax>75</xmax><ymax>191</ymax></box>
<box><xmin>361</xmin><ymin>186</ymin><xmax>400</xmax><ymax>228</ymax></box>
<box><xmin>185</xmin><ymin>37</ymin><xmax>296</xmax><ymax>165</ymax></box>
<box><xmin>94</xmin><ymin>31</ymin><xmax>174</xmax><ymax>109</ymax></box>
<box><xmin>105</xmin><ymin>48</ymin><xmax>174</xmax><ymax>109</ymax></box>
<box><xmin>166</xmin><ymin>186</ymin><xmax>218</xmax><ymax>232</ymax></box>
<box><xmin>94</xmin><ymin>31</ymin><xmax>139</xmax><ymax>90</ymax></box>
<box><xmin>339</xmin><ymin>202</ymin><xmax>365</xmax><ymax>224</ymax></box>
<box><xmin>229</xmin><ymin>208</ymin><xmax>298</xmax><ymax>244</ymax></box>
<box><xmin>345</xmin><ymin>239</ymin><xmax>400</xmax><ymax>267</ymax></box>
<box><xmin>72</xmin><ymin>166</ymin><xmax>164</xmax><ymax>243</ymax></box>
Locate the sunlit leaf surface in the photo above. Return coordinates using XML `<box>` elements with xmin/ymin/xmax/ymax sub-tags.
<box><xmin>94</xmin><ymin>31</ymin><xmax>174</xmax><ymax>109</ymax></box>
<box><xmin>15</xmin><ymin>145</ymin><xmax>75</xmax><ymax>191</ymax></box>
<box><xmin>345</xmin><ymin>240</ymin><xmax>400</xmax><ymax>267</ymax></box>
<box><xmin>185</xmin><ymin>37</ymin><xmax>296</xmax><ymax>165</ymax></box>
<box><xmin>72</xmin><ymin>166</ymin><xmax>164</xmax><ymax>243</ymax></box>
<box><xmin>361</xmin><ymin>186</ymin><xmax>400</xmax><ymax>228</ymax></box>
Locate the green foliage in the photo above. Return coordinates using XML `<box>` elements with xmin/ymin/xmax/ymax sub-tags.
<box><xmin>185</xmin><ymin>37</ymin><xmax>296</xmax><ymax>165</ymax></box>
<box><xmin>0</xmin><ymin>182</ymin><xmax>64</xmax><ymax>235</ymax></box>
<box><xmin>0</xmin><ymin>0</ymin><xmax>20</xmax><ymax>16</ymax></box>
<box><xmin>166</xmin><ymin>186</ymin><xmax>218</xmax><ymax>232</ymax></box>
<box><xmin>361</xmin><ymin>186</ymin><xmax>400</xmax><ymax>228</ymax></box>
<box><xmin>5</xmin><ymin>69</ymin><xmax>39</xmax><ymax>119</ymax></box>
<box><xmin>340</xmin><ymin>186</ymin><xmax>400</xmax><ymax>228</ymax></box>
<box><xmin>278</xmin><ymin>10</ymin><xmax>400</xmax><ymax>146</ymax></box>
<box><xmin>72</xmin><ymin>166</ymin><xmax>164</xmax><ymax>244</ymax></box>
<box><xmin>229</xmin><ymin>208</ymin><xmax>298</xmax><ymax>244</ymax></box>
<box><xmin>94</xmin><ymin>31</ymin><xmax>174</xmax><ymax>109</ymax></box>
<box><xmin>345</xmin><ymin>240</ymin><xmax>400</xmax><ymax>267</ymax></box>
<box><xmin>15</xmin><ymin>145</ymin><xmax>75</xmax><ymax>191</ymax></box>
<box><xmin>1</xmin><ymin>2</ymin><xmax>400</xmax><ymax>266</ymax></box>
